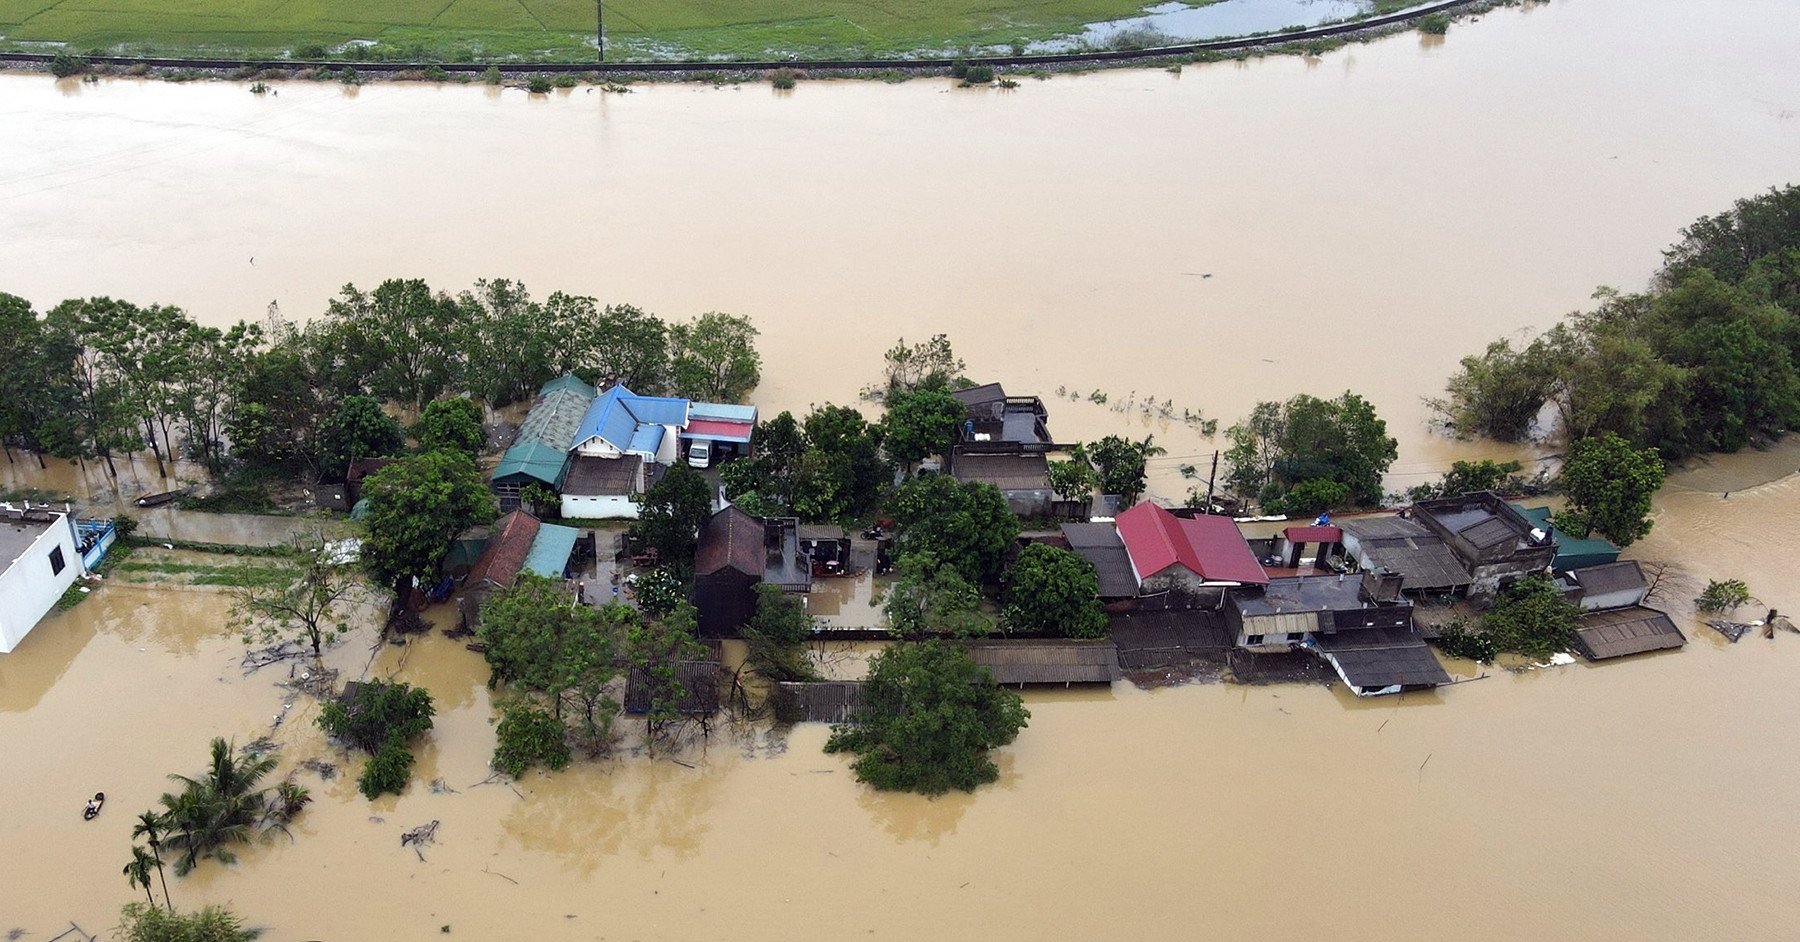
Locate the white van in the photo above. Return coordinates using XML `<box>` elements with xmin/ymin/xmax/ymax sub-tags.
<box><xmin>687</xmin><ymin>440</ymin><xmax>713</xmax><ymax>469</ymax></box>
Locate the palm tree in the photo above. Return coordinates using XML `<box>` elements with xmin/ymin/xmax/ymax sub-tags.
<box><xmin>132</xmin><ymin>810</ymin><xmax>173</xmax><ymax>910</ymax></box>
<box><xmin>159</xmin><ymin>738</ymin><xmax>279</xmax><ymax>875</ymax></box>
<box><xmin>123</xmin><ymin>846</ymin><xmax>158</xmax><ymax>907</ymax></box>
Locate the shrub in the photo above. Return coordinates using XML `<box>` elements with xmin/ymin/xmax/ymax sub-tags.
<box><xmin>119</xmin><ymin>902</ymin><xmax>260</xmax><ymax>942</ymax></box>
<box><xmin>949</xmin><ymin>59</ymin><xmax>970</xmax><ymax>79</ymax></box>
<box><xmin>527</xmin><ymin>76</ymin><xmax>552</xmax><ymax>94</ymax></box>
<box><xmin>423</xmin><ymin>65</ymin><xmax>448</xmax><ymax>81</ymax></box>
<box><xmin>1434</xmin><ymin>618</ymin><xmax>1499</xmax><ymax>663</ymax></box>
<box><xmin>492</xmin><ymin>700</ymin><xmax>571</xmax><ymax>778</ymax></box>
<box><xmin>483</xmin><ymin>66</ymin><xmax>502</xmax><ymax>85</ymax></box>
<box><xmin>963</xmin><ymin>64</ymin><xmax>995</xmax><ymax>84</ymax></box>
<box><xmin>339</xmin><ymin>67</ymin><xmax>362</xmax><ymax>86</ymax></box>
<box><xmin>49</xmin><ymin>52</ymin><xmax>87</xmax><ymax>78</ymax></box>
<box><xmin>1417</xmin><ymin>14</ymin><xmax>1451</xmax><ymax>35</ymax></box>
<box><xmin>318</xmin><ymin>680</ymin><xmax>434</xmax><ymax>753</ymax></box>
<box><xmin>1483</xmin><ymin>574</ymin><xmax>1581</xmax><ymax>658</ymax></box>
<box><xmin>296</xmin><ymin>44</ymin><xmax>327</xmax><ymax>60</ymax></box>
<box><xmin>1695</xmin><ymin>578</ymin><xmax>1751</xmax><ymax>614</ymax></box>
<box><xmin>358</xmin><ymin>739</ymin><xmax>414</xmax><ymax>799</ymax></box>
<box><xmin>770</xmin><ymin>67</ymin><xmax>798</xmax><ymax>90</ymax></box>
<box><xmin>554</xmin><ymin>74</ymin><xmax>577</xmax><ymax>88</ymax></box>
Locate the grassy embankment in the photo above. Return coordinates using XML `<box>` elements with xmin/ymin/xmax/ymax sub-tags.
<box><xmin>0</xmin><ymin>0</ymin><xmax>1243</xmax><ymax>62</ymax></box>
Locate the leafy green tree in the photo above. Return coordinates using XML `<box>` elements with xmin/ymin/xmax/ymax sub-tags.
<box><xmin>117</xmin><ymin>902</ymin><xmax>262</xmax><ymax>942</ymax></box>
<box><xmin>359</xmin><ymin>451</ymin><xmax>497</xmax><ymax>591</ymax></box>
<box><xmin>124</xmin><ymin>846</ymin><xmax>160</xmax><ymax>907</ymax></box>
<box><xmin>881</xmin><ymin>387</ymin><xmax>967</xmax><ymax>467</ymax></box>
<box><xmin>886</xmin><ymin>475</ymin><xmax>1020</xmax><ymax>583</ymax></box>
<box><xmin>632</xmin><ymin>566</ymin><xmax>685</xmax><ymax>616</ymax></box>
<box><xmin>1482</xmin><ymin>574</ymin><xmax>1582</xmax><ymax>658</ymax></box>
<box><xmin>1272</xmin><ymin>479</ymin><xmax>1348</xmax><ymax>517</ymax></box>
<box><xmin>226</xmin><ymin>338</ymin><xmax>335</xmax><ymax>476</ymax></box>
<box><xmin>755</xmin><ymin>410</ymin><xmax>807</xmax><ymax>499</ymax></box>
<box><xmin>744</xmin><ymin>583</ymin><xmax>818</xmax><ymax>681</ymax></box>
<box><xmin>882</xmin><ymin>552</ymin><xmax>990</xmax><ymax>641</ymax></box>
<box><xmin>632</xmin><ymin>462</ymin><xmax>712</xmax><ymax>568</ymax></box>
<box><xmin>415</xmin><ymin>397</ymin><xmax>485</xmax><ymax>457</ymax></box>
<box><xmin>625</xmin><ymin>601</ymin><xmax>709</xmax><ymax>753</ymax></box>
<box><xmin>825</xmin><ymin>641</ymin><xmax>1029</xmax><ymax>795</ymax></box>
<box><xmin>1224</xmin><ymin>393</ymin><xmax>1397</xmax><ymax>507</ymax></box>
<box><xmin>574</xmin><ymin>302</ymin><xmax>671</xmax><ymax>394</ymax></box>
<box><xmin>1002</xmin><ymin>544</ymin><xmax>1106</xmax><ymax>638</ymax></box>
<box><xmin>478</xmin><ymin>575</ymin><xmax>625</xmax><ymax>746</ymax></box>
<box><xmin>318</xmin><ymin>680</ymin><xmax>434</xmax><ymax>799</ymax></box>
<box><xmin>320</xmin><ymin>395</ymin><xmax>404</xmax><ymax>479</ymax></box>
<box><xmin>793</xmin><ymin>404</ymin><xmax>888</xmax><ymax>521</ymax></box>
<box><xmin>323</xmin><ymin>279</ymin><xmax>462</xmax><ymax>410</ymax></box>
<box><xmin>229</xmin><ymin>530</ymin><xmax>368</xmax><ymax>660</ymax></box>
<box><xmin>156</xmin><ymin>739</ymin><xmax>281</xmax><ymax>875</ymax></box>
<box><xmin>1076</xmin><ymin>435</ymin><xmax>1163</xmax><ymax>504</ymax></box>
<box><xmin>1430</xmin><ymin>337</ymin><xmax>1557</xmax><ymax>441</ymax></box>
<box><xmin>1554</xmin><ymin>432</ymin><xmax>1666</xmax><ymax>547</ymax></box>
<box><xmin>357</xmin><ymin>742</ymin><xmax>413</xmax><ymax>800</ymax></box>
<box><xmin>667</xmin><ymin>311</ymin><xmax>761</xmax><ymax>402</ymax></box>
<box><xmin>1695</xmin><ymin>578</ymin><xmax>1752</xmax><ymax>614</ymax></box>
<box><xmin>492</xmin><ymin>699</ymin><xmax>572</xmax><ymax>777</ymax></box>
<box><xmin>874</xmin><ymin>334</ymin><xmax>966</xmax><ymax>400</ymax></box>
<box><xmin>1046</xmin><ymin>458</ymin><xmax>1098</xmax><ymax>502</ymax></box>
<box><xmin>1661</xmin><ymin>184</ymin><xmax>1800</xmax><ymax>286</ymax></box>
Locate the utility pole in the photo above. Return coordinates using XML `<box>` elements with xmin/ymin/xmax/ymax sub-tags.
<box><xmin>596</xmin><ymin>0</ymin><xmax>605</xmax><ymax>64</ymax></box>
<box><xmin>1204</xmin><ymin>449</ymin><xmax>1219</xmax><ymax>513</ymax></box>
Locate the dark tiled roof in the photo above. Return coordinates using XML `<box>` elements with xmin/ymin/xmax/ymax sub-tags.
<box><xmin>1342</xmin><ymin>517</ymin><xmax>1470</xmax><ymax>591</ymax></box>
<box><xmin>951</xmin><ymin>383</ymin><xmax>1006</xmax><ymax>410</ymax></box>
<box><xmin>695</xmin><ymin>506</ymin><xmax>764</xmax><ymax>577</ymax></box>
<box><xmin>1108</xmin><ymin>609</ymin><xmax>1231</xmax><ymax>669</ymax></box>
<box><xmin>952</xmin><ymin>453</ymin><xmax>1051</xmax><ymax>491</ymax></box>
<box><xmin>1313</xmin><ymin>627</ymin><xmax>1451</xmax><ymax>688</ymax></box>
<box><xmin>965</xmin><ymin>640</ymin><xmax>1119</xmax><ymax>685</ymax></box>
<box><xmin>465</xmin><ymin>511</ymin><xmax>540</xmax><ymax>589</ymax></box>
<box><xmin>624</xmin><ymin>660</ymin><xmax>720</xmax><ymax>714</ymax></box>
<box><xmin>1573</xmin><ymin>606</ymin><xmax>1686</xmax><ymax>660</ymax></box>
<box><xmin>1567</xmin><ymin>560</ymin><xmax>1648</xmax><ymax>599</ymax></box>
<box><xmin>1062</xmin><ymin>523</ymin><xmax>1139</xmax><ymax>598</ymax></box>
<box><xmin>561</xmin><ymin>454</ymin><xmax>643</xmax><ymax>496</ymax></box>
<box><xmin>772</xmin><ymin>681</ymin><xmax>865</xmax><ymax>723</ymax></box>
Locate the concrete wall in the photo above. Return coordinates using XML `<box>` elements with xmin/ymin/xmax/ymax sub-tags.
<box><xmin>1138</xmin><ymin>567</ymin><xmax>1229</xmax><ymax>611</ymax></box>
<box><xmin>0</xmin><ymin>513</ymin><xmax>82</xmax><ymax>654</ymax></box>
<box><xmin>561</xmin><ymin>493</ymin><xmax>640</xmax><ymax>521</ymax></box>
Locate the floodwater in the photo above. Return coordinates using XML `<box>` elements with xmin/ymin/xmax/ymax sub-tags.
<box><xmin>2</xmin><ymin>439</ymin><xmax>1797</xmax><ymax>941</ymax></box>
<box><xmin>4</xmin><ymin>0</ymin><xmax>1800</xmax><ymax>503</ymax></box>
<box><xmin>4</xmin><ymin>1</ymin><xmax>1800</xmax><ymax>938</ymax></box>
<box><xmin>1061</xmin><ymin>0</ymin><xmax>1372</xmax><ymax>50</ymax></box>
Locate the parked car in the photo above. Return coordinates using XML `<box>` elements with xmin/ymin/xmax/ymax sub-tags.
<box><xmin>688</xmin><ymin>440</ymin><xmax>713</xmax><ymax>469</ymax></box>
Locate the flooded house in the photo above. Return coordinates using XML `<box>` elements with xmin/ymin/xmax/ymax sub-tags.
<box><xmin>691</xmin><ymin>507</ymin><xmax>811</xmax><ymax>636</ymax></box>
<box><xmin>457</xmin><ymin>510</ymin><xmax>579</xmax><ymax>629</ymax></box>
<box><xmin>1514</xmin><ymin>504</ymin><xmax>1622</xmax><ymax>572</ymax></box>
<box><xmin>965</xmin><ymin>639</ymin><xmax>1121</xmax><ymax>687</ymax></box>
<box><xmin>1060</xmin><ymin>522</ymin><xmax>1142</xmax><ymax>602</ymax></box>
<box><xmin>1114</xmin><ymin>502</ymin><xmax>1269</xmax><ymax>609</ymax></box>
<box><xmin>949</xmin><ymin>452</ymin><xmax>1055</xmax><ymax>516</ymax></box>
<box><xmin>1227</xmin><ymin>571</ymin><xmax>1450</xmax><ymax>695</ymax></box>
<box><xmin>0</xmin><ymin>503</ymin><xmax>87</xmax><ymax>654</ymax></box>
<box><xmin>1339</xmin><ymin>516</ymin><xmax>1472</xmax><ymax>597</ymax></box>
<box><xmin>1411</xmin><ymin>492</ymin><xmax>1556</xmax><ymax>599</ymax></box>
<box><xmin>559</xmin><ymin>454</ymin><xmax>653</xmax><ymax>520</ymax></box>
<box><xmin>490</xmin><ymin>374</ymin><xmax>595</xmax><ymax>511</ymax></box>
<box><xmin>946</xmin><ymin>382</ymin><xmax>1059</xmax><ymax>515</ymax></box>
<box><xmin>1560</xmin><ymin>560</ymin><xmax>1687</xmax><ymax>661</ymax></box>
<box><xmin>950</xmin><ymin>383</ymin><xmax>1052</xmax><ymax>447</ymax></box>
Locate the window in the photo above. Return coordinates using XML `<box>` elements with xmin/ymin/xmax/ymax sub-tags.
<box><xmin>49</xmin><ymin>545</ymin><xmax>65</xmax><ymax>576</ymax></box>
<box><xmin>1246</xmin><ymin>634</ymin><xmax>1264</xmax><ymax>646</ymax></box>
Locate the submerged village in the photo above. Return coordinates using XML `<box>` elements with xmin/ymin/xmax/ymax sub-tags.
<box><xmin>4</xmin><ymin>181</ymin><xmax>1800</xmax><ymax>936</ymax></box>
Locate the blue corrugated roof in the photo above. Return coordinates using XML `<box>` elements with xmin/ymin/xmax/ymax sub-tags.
<box><xmin>523</xmin><ymin>523</ymin><xmax>580</xmax><ymax>578</ymax></box>
<box><xmin>572</xmin><ymin>384</ymin><xmax>691</xmax><ymax>455</ymax></box>
<box><xmin>628</xmin><ymin>424</ymin><xmax>665</xmax><ymax>455</ymax></box>
<box><xmin>689</xmin><ymin>402</ymin><xmax>758</xmax><ymax>422</ymax></box>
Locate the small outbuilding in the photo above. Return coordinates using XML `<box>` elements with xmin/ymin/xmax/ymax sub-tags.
<box><xmin>1560</xmin><ymin>560</ymin><xmax>1650</xmax><ymax>611</ymax></box>
<box><xmin>624</xmin><ymin>660</ymin><xmax>721</xmax><ymax>715</ymax></box>
<box><xmin>559</xmin><ymin>454</ymin><xmax>648</xmax><ymax>521</ymax></box>
<box><xmin>1274</xmin><ymin>524</ymin><xmax>1343</xmax><ymax>569</ymax></box>
<box><xmin>1311</xmin><ymin>626</ymin><xmax>1454</xmax><ymax>696</ymax></box>
<box><xmin>949</xmin><ymin>452</ymin><xmax>1054</xmax><ymax>516</ymax></box>
<box><xmin>771</xmin><ymin>681</ymin><xmax>866</xmax><ymax>723</ymax></box>
<box><xmin>964</xmin><ymin>639</ymin><xmax>1120</xmax><ymax>687</ymax></box>
<box><xmin>1514</xmin><ymin>504</ymin><xmax>1621</xmax><ymax>572</ymax></box>
<box><xmin>1572</xmin><ymin>606</ymin><xmax>1686</xmax><ymax>661</ymax></box>
<box><xmin>1061</xmin><ymin>522</ymin><xmax>1141</xmax><ymax>600</ymax></box>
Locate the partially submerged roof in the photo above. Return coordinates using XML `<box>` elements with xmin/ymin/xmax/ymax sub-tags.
<box><xmin>695</xmin><ymin>506</ymin><xmax>765</xmax><ymax>578</ymax></box>
<box><xmin>951</xmin><ymin>383</ymin><xmax>1006</xmax><ymax>410</ymax></box>
<box><xmin>772</xmin><ymin>681</ymin><xmax>864</xmax><ymax>724</ymax></box>
<box><xmin>1341</xmin><ymin>516</ymin><xmax>1471</xmax><ymax>591</ymax></box>
<box><xmin>952</xmin><ymin>453</ymin><xmax>1051</xmax><ymax>491</ymax></box>
<box><xmin>561</xmin><ymin>455</ymin><xmax>643</xmax><ymax>497</ymax></box>
<box><xmin>1283</xmin><ymin>525</ymin><xmax>1343</xmax><ymax>544</ymax></box>
<box><xmin>1108</xmin><ymin>609</ymin><xmax>1232</xmax><ymax>670</ymax></box>
<box><xmin>1312</xmin><ymin>627</ymin><xmax>1451</xmax><ymax>689</ymax></box>
<box><xmin>1572</xmin><ymin>606</ymin><xmax>1686</xmax><ymax>661</ymax></box>
<box><xmin>523</xmin><ymin>523</ymin><xmax>580</xmax><ymax>579</ymax></box>
<box><xmin>1565</xmin><ymin>560</ymin><xmax>1648</xmax><ymax>600</ymax></box>
<box><xmin>965</xmin><ymin>640</ymin><xmax>1120</xmax><ymax>685</ymax></box>
<box><xmin>1116</xmin><ymin>503</ymin><xmax>1268</xmax><ymax>586</ymax></box>
<box><xmin>1061</xmin><ymin>523</ymin><xmax>1139</xmax><ymax>598</ymax></box>
<box><xmin>1516</xmin><ymin>504</ymin><xmax>1622</xmax><ymax>570</ymax></box>
<box><xmin>624</xmin><ymin>660</ymin><xmax>720</xmax><ymax>714</ymax></box>
<box><xmin>466</xmin><ymin>511</ymin><xmax>540</xmax><ymax>589</ymax></box>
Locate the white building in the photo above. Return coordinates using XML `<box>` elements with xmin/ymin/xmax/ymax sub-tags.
<box><xmin>0</xmin><ymin>504</ymin><xmax>85</xmax><ymax>654</ymax></box>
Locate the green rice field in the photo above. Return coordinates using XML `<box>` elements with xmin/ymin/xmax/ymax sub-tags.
<box><xmin>0</xmin><ymin>0</ymin><xmax>1221</xmax><ymax>62</ymax></box>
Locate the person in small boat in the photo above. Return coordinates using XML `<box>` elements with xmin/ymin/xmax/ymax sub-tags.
<box><xmin>83</xmin><ymin>792</ymin><xmax>104</xmax><ymax>819</ymax></box>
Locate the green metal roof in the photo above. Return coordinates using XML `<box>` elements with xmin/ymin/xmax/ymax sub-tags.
<box><xmin>493</xmin><ymin>442</ymin><xmax>571</xmax><ymax>489</ymax></box>
<box><xmin>524</xmin><ymin>523</ymin><xmax>580</xmax><ymax>578</ymax></box>
<box><xmin>1513</xmin><ymin>504</ymin><xmax>1620</xmax><ymax>571</ymax></box>
<box><xmin>491</xmin><ymin>374</ymin><xmax>596</xmax><ymax>489</ymax></box>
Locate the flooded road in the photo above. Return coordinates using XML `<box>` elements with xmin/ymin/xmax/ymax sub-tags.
<box><xmin>3</xmin><ymin>439</ymin><xmax>1798</xmax><ymax>942</ymax></box>
<box><xmin>5</xmin><ymin>0</ymin><xmax>1800</xmax><ymax>501</ymax></box>
<box><xmin>4</xmin><ymin>1</ymin><xmax>1800</xmax><ymax>938</ymax></box>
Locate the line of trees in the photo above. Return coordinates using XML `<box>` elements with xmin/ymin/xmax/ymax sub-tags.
<box><xmin>0</xmin><ymin>280</ymin><xmax>761</xmax><ymax>484</ymax></box>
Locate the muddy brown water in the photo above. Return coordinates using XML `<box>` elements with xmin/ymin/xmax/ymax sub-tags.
<box><xmin>5</xmin><ymin>0</ymin><xmax>1800</xmax><ymax>937</ymax></box>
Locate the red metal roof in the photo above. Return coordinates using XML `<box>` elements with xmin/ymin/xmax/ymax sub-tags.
<box><xmin>1283</xmin><ymin>525</ymin><xmax>1343</xmax><ymax>544</ymax></box>
<box><xmin>685</xmin><ymin>418</ymin><xmax>754</xmax><ymax>442</ymax></box>
<box><xmin>466</xmin><ymin>511</ymin><xmax>540</xmax><ymax>589</ymax></box>
<box><xmin>1116</xmin><ymin>503</ymin><xmax>1268</xmax><ymax>586</ymax></box>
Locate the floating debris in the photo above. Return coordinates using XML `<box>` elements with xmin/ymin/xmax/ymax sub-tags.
<box><xmin>429</xmin><ymin>778</ymin><xmax>458</xmax><ymax>795</ymax></box>
<box><xmin>242</xmin><ymin>640</ymin><xmax>310</xmax><ymax>675</ymax></box>
<box><xmin>298</xmin><ymin>758</ymin><xmax>339</xmax><ymax>780</ymax></box>
<box><xmin>401</xmin><ymin>819</ymin><xmax>441</xmax><ymax>861</ymax></box>
<box><xmin>1707</xmin><ymin>620</ymin><xmax>1754</xmax><ymax>643</ymax></box>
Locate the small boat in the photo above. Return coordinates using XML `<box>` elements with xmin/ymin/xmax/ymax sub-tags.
<box><xmin>134</xmin><ymin>489</ymin><xmax>187</xmax><ymax>508</ymax></box>
<box><xmin>83</xmin><ymin>791</ymin><xmax>105</xmax><ymax>820</ymax></box>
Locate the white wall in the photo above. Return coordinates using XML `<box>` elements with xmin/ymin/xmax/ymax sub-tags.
<box><xmin>0</xmin><ymin>513</ymin><xmax>82</xmax><ymax>654</ymax></box>
<box><xmin>574</xmin><ymin>437</ymin><xmax>625</xmax><ymax>460</ymax></box>
<box><xmin>562</xmin><ymin>494</ymin><xmax>639</xmax><ymax>521</ymax></box>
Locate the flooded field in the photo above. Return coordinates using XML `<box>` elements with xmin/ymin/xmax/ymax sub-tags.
<box><xmin>3</xmin><ymin>438</ymin><xmax>1797</xmax><ymax>941</ymax></box>
<box><xmin>4</xmin><ymin>0</ymin><xmax>1800</xmax><ymax>938</ymax></box>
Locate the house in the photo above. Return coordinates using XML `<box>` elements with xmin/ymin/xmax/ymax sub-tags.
<box><xmin>559</xmin><ymin>454</ymin><xmax>650</xmax><ymax>520</ymax></box>
<box><xmin>949</xmin><ymin>452</ymin><xmax>1053</xmax><ymax>516</ymax></box>
<box><xmin>1339</xmin><ymin>515</ymin><xmax>1472</xmax><ymax>596</ymax></box>
<box><xmin>691</xmin><ymin>507</ymin><xmax>812</xmax><ymax>636</ymax></box>
<box><xmin>1571</xmin><ymin>607</ymin><xmax>1687</xmax><ymax>661</ymax></box>
<box><xmin>1411</xmin><ymin>492</ymin><xmax>1556</xmax><ymax>599</ymax></box>
<box><xmin>683</xmin><ymin>402</ymin><xmax>758</xmax><ymax>462</ymax></box>
<box><xmin>491</xmin><ymin>374</ymin><xmax>597</xmax><ymax>510</ymax></box>
<box><xmin>1107</xmin><ymin>609</ymin><xmax>1232</xmax><ymax>671</ymax></box>
<box><xmin>1274</xmin><ymin>524</ymin><xmax>1342</xmax><ymax>569</ymax></box>
<box><xmin>1227</xmin><ymin>572</ymin><xmax>1415</xmax><ymax>652</ymax></box>
<box><xmin>951</xmin><ymin>383</ymin><xmax>1052</xmax><ymax>447</ymax></box>
<box><xmin>1514</xmin><ymin>504</ymin><xmax>1622</xmax><ymax>571</ymax></box>
<box><xmin>1115</xmin><ymin>503</ymin><xmax>1268</xmax><ymax>608</ymax></box>
<box><xmin>964</xmin><ymin>639</ymin><xmax>1120</xmax><ymax>687</ymax></box>
<box><xmin>0</xmin><ymin>503</ymin><xmax>85</xmax><ymax>654</ymax></box>
<box><xmin>1061</xmin><ymin>522</ymin><xmax>1141</xmax><ymax>600</ymax></box>
<box><xmin>465</xmin><ymin>510</ymin><xmax>541</xmax><ymax>592</ymax></box>
<box><xmin>570</xmin><ymin>383</ymin><xmax>690</xmax><ymax>464</ymax></box>
<box><xmin>1311</xmin><ymin>627</ymin><xmax>1455</xmax><ymax>696</ymax></box>
<box><xmin>1557</xmin><ymin>560</ymin><xmax>1686</xmax><ymax>661</ymax></box>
